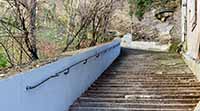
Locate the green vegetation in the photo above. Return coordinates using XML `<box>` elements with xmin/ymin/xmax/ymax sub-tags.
<box><xmin>160</xmin><ymin>0</ymin><xmax>170</xmax><ymax>4</ymax></box>
<box><xmin>169</xmin><ymin>40</ymin><xmax>181</xmax><ymax>53</ymax></box>
<box><xmin>0</xmin><ymin>0</ymin><xmax>118</xmax><ymax>68</ymax></box>
<box><xmin>128</xmin><ymin>0</ymin><xmax>152</xmax><ymax>20</ymax></box>
<box><xmin>128</xmin><ymin>0</ymin><xmax>135</xmax><ymax>18</ymax></box>
<box><xmin>0</xmin><ymin>53</ymin><xmax>8</xmax><ymax>68</ymax></box>
<box><xmin>135</xmin><ymin>0</ymin><xmax>152</xmax><ymax>19</ymax></box>
<box><xmin>129</xmin><ymin>0</ymin><xmax>177</xmax><ymax>20</ymax></box>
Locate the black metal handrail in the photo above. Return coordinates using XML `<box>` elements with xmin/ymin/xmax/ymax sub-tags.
<box><xmin>26</xmin><ymin>42</ymin><xmax>120</xmax><ymax>91</ymax></box>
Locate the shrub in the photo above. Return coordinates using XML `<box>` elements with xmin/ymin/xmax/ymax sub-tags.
<box><xmin>0</xmin><ymin>53</ymin><xmax>8</xmax><ymax>68</ymax></box>
<box><xmin>128</xmin><ymin>0</ymin><xmax>152</xmax><ymax>20</ymax></box>
<box><xmin>135</xmin><ymin>0</ymin><xmax>152</xmax><ymax>19</ymax></box>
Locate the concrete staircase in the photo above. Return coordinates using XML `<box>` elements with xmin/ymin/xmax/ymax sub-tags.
<box><xmin>69</xmin><ymin>48</ymin><xmax>200</xmax><ymax>111</ymax></box>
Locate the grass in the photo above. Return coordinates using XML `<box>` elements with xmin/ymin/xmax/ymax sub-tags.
<box><xmin>169</xmin><ymin>40</ymin><xmax>181</xmax><ymax>53</ymax></box>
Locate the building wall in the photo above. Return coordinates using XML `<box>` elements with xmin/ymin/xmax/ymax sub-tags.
<box><xmin>182</xmin><ymin>0</ymin><xmax>187</xmax><ymax>42</ymax></box>
<box><xmin>182</xmin><ymin>0</ymin><xmax>200</xmax><ymax>81</ymax></box>
<box><xmin>185</xmin><ymin>0</ymin><xmax>200</xmax><ymax>59</ymax></box>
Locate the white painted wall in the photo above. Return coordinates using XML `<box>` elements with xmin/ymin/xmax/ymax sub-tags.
<box><xmin>0</xmin><ymin>39</ymin><xmax>121</xmax><ymax>111</ymax></box>
<box><xmin>185</xmin><ymin>0</ymin><xmax>200</xmax><ymax>59</ymax></box>
<box><xmin>121</xmin><ymin>40</ymin><xmax>170</xmax><ymax>52</ymax></box>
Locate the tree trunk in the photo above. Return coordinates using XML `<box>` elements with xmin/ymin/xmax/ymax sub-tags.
<box><xmin>29</xmin><ymin>0</ymin><xmax>39</xmax><ymax>60</ymax></box>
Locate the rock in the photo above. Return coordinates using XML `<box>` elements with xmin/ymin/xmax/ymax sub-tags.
<box><xmin>167</xmin><ymin>1</ymin><xmax>179</xmax><ymax>9</ymax></box>
<box><xmin>155</xmin><ymin>8</ymin><xmax>174</xmax><ymax>22</ymax></box>
<box><xmin>156</xmin><ymin>22</ymin><xmax>173</xmax><ymax>35</ymax></box>
<box><xmin>156</xmin><ymin>22</ymin><xmax>174</xmax><ymax>44</ymax></box>
<box><xmin>156</xmin><ymin>71</ymin><xmax>163</xmax><ymax>75</ymax></box>
<box><xmin>121</xmin><ymin>33</ymin><xmax>132</xmax><ymax>47</ymax></box>
<box><xmin>125</xmin><ymin>95</ymin><xmax>154</xmax><ymax>99</ymax></box>
<box><xmin>0</xmin><ymin>74</ymin><xmax>5</xmax><ymax>78</ymax></box>
<box><xmin>167</xmin><ymin>62</ymin><xmax>177</xmax><ymax>66</ymax></box>
<box><xmin>125</xmin><ymin>95</ymin><xmax>136</xmax><ymax>99</ymax></box>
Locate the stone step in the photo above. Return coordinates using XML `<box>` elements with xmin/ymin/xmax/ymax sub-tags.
<box><xmin>96</xmin><ymin>76</ymin><xmax>196</xmax><ymax>80</ymax></box>
<box><xmin>91</xmin><ymin>83</ymin><xmax>200</xmax><ymax>87</ymax></box>
<box><xmin>101</xmin><ymin>73</ymin><xmax>195</xmax><ymax>78</ymax></box>
<box><xmin>69</xmin><ymin>107</ymin><xmax>192</xmax><ymax>111</ymax></box>
<box><xmin>86</xmin><ymin>90</ymin><xmax>200</xmax><ymax>95</ymax></box>
<box><xmin>72</xmin><ymin>102</ymin><xmax>195</xmax><ymax>109</ymax></box>
<box><xmin>95</xmin><ymin>79</ymin><xmax>197</xmax><ymax>85</ymax></box>
<box><xmin>68</xmin><ymin>48</ymin><xmax>199</xmax><ymax>111</ymax></box>
<box><xmin>105</xmin><ymin>71</ymin><xmax>193</xmax><ymax>75</ymax></box>
<box><xmin>93</xmin><ymin>82</ymin><xmax>200</xmax><ymax>86</ymax></box>
<box><xmin>96</xmin><ymin>78</ymin><xmax>196</xmax><ymax>83</ymax></box>
<box><xmin>95</xmin><ymin>79</ymin><xmax>197</xmax><ymax>83</ymax></box>
<box><xmin>89</xmin><ymin>86</ymin><xmax>200</xmax><ymax>91</ymax></box>
<box><xmin>78</xmin><ymin>97</ymin><xmax>199</xmax><ymax>104</ymax></box>
<box><xmin>82</xmin><ymin>93</ymin><xmax>200</xmax><ymax>99</ymax></box>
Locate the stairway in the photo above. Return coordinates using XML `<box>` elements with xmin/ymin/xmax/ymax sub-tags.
<box><xmin>69</xmin><ymin>48</ymin><xmax>200</xmax><ymax>111</ymax></box>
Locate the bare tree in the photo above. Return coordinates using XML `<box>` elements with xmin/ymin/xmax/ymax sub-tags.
<box><xmin>89</xmin><ymin>0</ymin><xmax>117</xmax><ymax>46</ymax></box>
<box><xmin>62</xmin><ymin>0</ymin><xmax>119</xmax><ymax>51</ymax></box>
<box><xmin>29</xmin><ymin>0</ymin><xmax>39</xmax><ymax>60</ymax></box>
<box><xmin>0</xmin><ymin>0</ymin><xmax>40</xmax><ymax>67</ymax></box>
<box><xmin>0</xmin><ymin>0</ymin><xmax>39</xmax><ymax>65</ymax></box>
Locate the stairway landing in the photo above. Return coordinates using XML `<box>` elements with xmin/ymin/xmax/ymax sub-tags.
<box><xmin>70</xmin><ymin>48</ymin><xmax>200</xmax><ymax>111</ymax></box>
